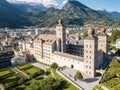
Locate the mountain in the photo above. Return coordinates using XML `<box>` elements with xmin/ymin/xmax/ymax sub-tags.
<box><xmin>0</xmin><ymin>0</ymin><xmax>31</xmax><ymax>28</ymax></box>
<box><xmin>63</xmin><ymin>0</ymin><xmax>102</xmax><ymax>19</ymax></box>
<box><xmin>0</xmin><ymin>0</ymin><xmax>120</xmax><ymax>28</ymax></box>
<box><xmin>98</xmin><ymin>10</ymin><xmax>120</xmax><ymax>21</ymax></box>
<box><xmin>8</xmin><ymin>0</ymin><xmax>46</xmax><ymax>16</ymax></box>
<box><xmin>12</xmin><ymin>3</ymin><xmax>46</xmax><ymax>16</ymax></box>
<box><xmin>36</xmin><ymin>0</ymin><xmax>109</xmax><ymax>26</ymax></box>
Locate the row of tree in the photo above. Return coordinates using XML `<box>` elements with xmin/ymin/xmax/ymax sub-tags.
<box><xmin>109</xmin><ymin>30</ymin><xmax>120</xmax><ymax>44</ymax></box>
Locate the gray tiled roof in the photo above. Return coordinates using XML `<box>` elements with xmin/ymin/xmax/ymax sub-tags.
<box><xmin>84</xmin><ymin>35</ymin><xmax>97</xmax><ymax>40</ymax></box>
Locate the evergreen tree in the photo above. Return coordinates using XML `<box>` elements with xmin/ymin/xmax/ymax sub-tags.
<box><xmin>74</xmin><ymin>71</ymin><xmax>83</xmax><ymax>80</ymax></box>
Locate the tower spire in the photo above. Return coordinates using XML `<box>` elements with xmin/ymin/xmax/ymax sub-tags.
<box><xmin>58</xmin><ymin>19</ymin><xmax>63</xmax><ymax>25</ymax></box>
<box><xmin>100</xmin><ymin>28</ymin><xmax>106</xmax><ymax>34</ymax></box>
<box><xmin>88</xmin><ymin>28</ymin><xmax>95</xmax><ymax>35</ymax></box>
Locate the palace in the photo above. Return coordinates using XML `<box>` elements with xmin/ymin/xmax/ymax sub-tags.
<box><xmin>21</xmin><ymin>19</ymin><xmax>108</xmax><ymax>78</ymax></box>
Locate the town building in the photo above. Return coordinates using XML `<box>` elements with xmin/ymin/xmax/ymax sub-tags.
<box><xmin>0</xmin><ymin>46</ymin><xmax>14</xmax><ymax>68</ymax></box>
<box><xmin>22</xmin><ymin>19</ymin><xmax>108</xmax><ymax>78</ymax></box>
<box><xmin>116</xmin><ymin>39</ymin><xmax>120</xmax><ymax>49</ymax></box>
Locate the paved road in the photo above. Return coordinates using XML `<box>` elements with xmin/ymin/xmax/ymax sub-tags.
<box><xmin>51</xmin><ymin>70</ymin><xmax>56</xmax><ymax>79</ymax></box>
<box><xmin>11</xmin><ymin>68</ymin><xmax>30</xmax><ymax>79</ymax></box>
<box><xmin>0</xmin><ymin>84</ymin><xmax>4</xmax><ymax>90</ymax></box>
<box><xmin>31</xmin><ymin>62</ymin><xmax>49</xmax><ymax>71</ymax></box>
<box><xmin>58</xmin><ymin>67</ymin><xmax>101</xmax><ymax>90</ymax></box>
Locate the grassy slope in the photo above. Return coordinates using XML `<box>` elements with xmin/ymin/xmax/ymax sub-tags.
<box><xmin>100</xmin><ymin>57</ymin><xmax>120</xmax><ymax>90</ymax></box>
<box><xmin>0</xmin><ymin>64</ymin><xmax>79</xmax><ymax>90</ymax></box>
<box><xmin>47</xmin><ymin>68</ymin><xmax>79</xmax><ymax>90</ymax></box>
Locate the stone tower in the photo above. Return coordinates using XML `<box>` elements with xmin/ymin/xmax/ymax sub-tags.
<box><xmin>97</xmin><ymin>28</ymin><xmax>108</xmax><ymax>68</ymax></box>
<box><xmin>84</xmin><ymin>28</ymin><xmax>98</xmax><ymax>77</ymax></box>
<box><xmin>56</xmin><ymin>19</ymin><xmax>66</xmax><ymax>52</ymax></box>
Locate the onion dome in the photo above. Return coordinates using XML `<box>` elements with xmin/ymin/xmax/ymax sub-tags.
<box><xmin>88</xmin><ymin>28</ymin><xmax>95</xmax><ymax>35</ymax></box>
<box><xmin>101</xmin><ymin>28</ymin><xmax>106</xmax><ymax>33</ymax></box>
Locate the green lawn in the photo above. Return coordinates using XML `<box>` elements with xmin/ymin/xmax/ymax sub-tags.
<box><xmin>0</xmin><ymin>64</ymin><xmax>43</xmax><ymax>90</ymax></box>
<box><xmin>17</xmin><ymin>64</ymin><xmax>33</xmax><ymax>70</ymax></box>
<box><xmin>0</xmin><ymin>69</ymin><xmax>12</xmax><ymax>77</ymax></box>
<box><xmin>93</xmin><ymin>85</ymin><xmax>104</xmax><ymax>90</ymax></box>
<box><xmin>14</xmin><ymin>68</ymin><xmax>79</xmax><ymax>90</ymax></box>
<box><xmin>103</xmin><ymin>78</ymin><xmax>120</xmax><ymax>90</ymax></box>
<box><xmin>0</xmin><ymin>64</ymin><xmax>79</xmax><ymax>90</ymax></box>
<box><xmin>26</xmin><ymin>67</ymin><xmax>40</xmax><ymax>74</ymax></box>
<box><xmin>47</xmin><ymin>68</ymin><xmax>79</xmax><ymax>90</ymax></box>
<box><xmin>17</xmin><ymin>64</ymin><xmax>42</xmax><ymax>75</ymax></box>
<box><xmin>0</xmin><ymin>69</ymin><xmax>21</xmax><ymax>89</ymax></box>
<box><xmin>4</xmin><ymin>75</ymin><xmax>20</xmax><ymax>86</ymax></box>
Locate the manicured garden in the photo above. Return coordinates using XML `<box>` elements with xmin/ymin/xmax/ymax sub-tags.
<box><xmin>0</xmin><ymin>64</ymin><xmax>44</xmax><ymax>90</ymax></box>
<box><xmin>99</xmin><ymin>57</ymin><xmax>120</xmax><ymax>90</ymax></box>
<box><xmin>17</xmin><ymin>64</ymin><xmax>44</xmax><ymax>78</ymax></box>
<box><xmin>0</xmin><ymin>63</ymin><xmax>79</xmax><ymax>90</ymax></box>
<box><xmin>93</xmin><ymin>85</ymin><xmax>104</xmax><ymax>90</ymax></box>
<box><xmin>13</xmin><ymin>64</ymin><xmax>79</xmax><ymax>90</ymax></box>
<box><xmin>0</xmin><ymin>69</ymin><xmax>22</xmax><ymax>89</ymax></box>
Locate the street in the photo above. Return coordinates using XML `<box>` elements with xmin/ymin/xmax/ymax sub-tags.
<box><xmin>58</xmin><ymin>67</ymin><xmax>101</xmax><ymax>90</ymax></box>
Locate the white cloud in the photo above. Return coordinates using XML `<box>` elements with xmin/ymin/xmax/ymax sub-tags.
<box><xmin>62</xmin><ymin>0</ymin><xmax>68</xmax><ymax>5</ymax></box>
<box><xmin>7</xmin><ymin>0</ymin><xmax>59</xmax><ymax>7</ymax></box>
<box><xmin>7</xmin><ymin>0</ymin><xmax>70</xmax><ymax>8</ymax></box>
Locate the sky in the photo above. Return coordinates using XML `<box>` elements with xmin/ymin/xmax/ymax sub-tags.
<box><xmin>77</xmin><ymin>0</ymin><xmax>120</xmax><ymax>12</ymax></box>
<box><xmin>7</xmin><ymin>0</ymin><xmax>120</xmax><ymax>12</ymax></box>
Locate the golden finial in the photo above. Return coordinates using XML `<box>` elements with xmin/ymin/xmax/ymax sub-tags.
<box><xmin>88</xmin><ymin>28</ymin><xmax>95</xmax><ymax>35</ymax></box>
<box><xmin>101</xmin><ymin>28</ymin><xmax>106</xmax><ymax>33</ymax></box>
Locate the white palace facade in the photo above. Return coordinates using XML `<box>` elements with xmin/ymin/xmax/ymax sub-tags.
<box><xmin>21</xmin><ymin>19</ymin><xmax>108</xmax><ymax>78</ymax></box>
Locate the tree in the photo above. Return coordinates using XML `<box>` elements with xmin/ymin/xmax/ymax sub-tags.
<box><xmin>99</xmin><ymin>58</ymin><xmax>120</xmax><ymax>83</ymax></box>
<box><xmin>109</xmin><ymin>30</ymin><xmax>120</xmax><ymax>44</ymax></box>
<box><xmin>18</xmin><ymin>77</ymin><xmax>26</xmax><ymax>85</ymax></box>
<box><xmin>41</xmin><ymin>78</ymin><xmax>64</xmax><ymax>90</ymax></box>
<box><xmin>100</xmin><ymin>71</ymin><xmax>115</xmax><ymax>83</ymax></box>
<box><xmin>30</xmin><ymin>69</ymin><xmax>44</xmax><ymax>78</ymax></box>
<box><xmin>51</xmin><ymin>63</ymin><xmax>58</xmax><ymax>69</ymax></box>
<box><xmin>109</xmin><ymin>58</ymin><xmax>120</xmax><ymax>68</ymax></box>
<box><xmin>26</xmin><ymin>53</ymin><xmax>36</xmax><ymax>62</ymax></box>
<box><xmin>30</xmin><ymin>80</ymin><xmax>40</xmax><ymax>90</ymax></box>
<box><xmin>115</xmin><ymin>49</ymin><xmax>120</xmax><ymax>56</ymax></box>
<box><xmin>82</xmin><ymin>31</ymin><xmax>88</xmax><ymax>39</ymax></box>
<box><xmin>74</xmin><ymin>71</ymin><xmax>83</xmax><ymax>80</ymax></box>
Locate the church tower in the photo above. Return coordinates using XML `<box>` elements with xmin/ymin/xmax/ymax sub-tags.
<box><xmin>97</xmin><ymin>28</ymin><xmax>108</xmax><ymax>68</ymax></box>
<box><xmin>84</xmin><ymin>28</ymin><xmax>98</xmax><ymax>77</ymax></box>
<box><xmin>56</xmin><ymin>19</ymin><xmax>66</xmax><ymax>52</ymax></box>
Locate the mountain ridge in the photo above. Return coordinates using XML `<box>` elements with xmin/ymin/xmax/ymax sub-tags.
<box><xmin>0</xmin><ymin>0</ymin><xmax>120</xmax><ymax>28</ymax></box>
<box><xmin>98</xmin><ymin>10</ymin><xmax>120</xmax><ymax>21</ymax></box>
<box><xmin>0</xmin><ymin>0</ymin><xmax>31</xmax><ymax>28</ymax></box>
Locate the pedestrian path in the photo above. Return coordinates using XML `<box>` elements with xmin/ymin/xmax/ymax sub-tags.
<box><xmin>0</xmin><ymin>84</ymin><xmax>4</xmax><ymax>90</ymax></box>
<box><xmin>11</xmin><ymin>68</ymin><xmax>30</xmax><ymax>79</ymax></box>
<box><xmin>100</xmin><ymin>85</ymin><xmax>109</xmax><ymax>90</ymax></box>
<box><xmin>51</xmin><ymin>70</ymin><xmax>56</xmax><ymax>79</ymax></box>
<box><xmin>57</xmin><ymin>67</ymin><xmax>100</xmax><ymax>90</ymax></box>
<box><xmin>31</xmin><ymin>62</ymin><xmax>49</xmax><ymax>71</ymax></box>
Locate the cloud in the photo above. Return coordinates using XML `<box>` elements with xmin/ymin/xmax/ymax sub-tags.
<box><xmin>7</xmin><ymin>0</ymin><xmax>59</xmax><ymax>7</ymax></box>
<box><xmin>34</xmin><ymin>0</ymin><xmax>58</xmax><ymax>7</ymax></box>
<box><xmin>62</xmin><ymin>0</ymin><xmax>68</xmax><ymax>5</ymax></box>
<box><xmin>7</xmin><ymin>0</ymin><xmax>69</xmax><ymax>8</ymax></box>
